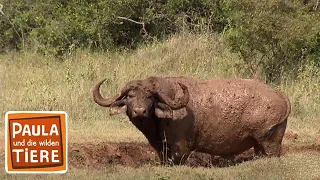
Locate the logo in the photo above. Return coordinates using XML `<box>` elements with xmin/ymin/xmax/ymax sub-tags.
<box><xmin>5</xmin><ymin>111</ymin><xmax>68</xmax><ymax>174</ymax></box>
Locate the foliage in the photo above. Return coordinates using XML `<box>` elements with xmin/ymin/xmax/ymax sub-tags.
<box><xmin>222</xmin><ymin>0</ymin><xmax>320</xmax><ymax>82</ymax></box>
<box><xmin>0</xmin><ymin>0</ymin><xmax>223</xmax><ymax>56</ymax></box>
<box><xmin>0</xmin><ymin>0</ymin><xmax>319</xmax><ymax>82</ymax></box>
<box><xmin>0</xmin><ymin>0</ymin><xmax>116</xmax><ymax>56</ymax></box>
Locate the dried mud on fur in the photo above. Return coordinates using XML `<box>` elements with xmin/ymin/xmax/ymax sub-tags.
<box><xmin>68</xmin><ymin>140</ymin><xmax>320</xmax><ymax>169</ymax></box>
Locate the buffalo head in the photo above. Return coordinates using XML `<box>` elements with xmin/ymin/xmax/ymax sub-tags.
<box><xmin>92</xmin><ymin>77</ymin><xmax>189</xmax><ymax>120</ymax></box>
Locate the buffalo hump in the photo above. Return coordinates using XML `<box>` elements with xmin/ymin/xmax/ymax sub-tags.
<box><xmin>93</xmin><ymin>76</ymin><xmax>291</xmax><ymax>165</ymax></box>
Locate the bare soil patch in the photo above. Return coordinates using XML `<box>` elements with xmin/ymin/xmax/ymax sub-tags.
<box><xmin>1</xmin><ymin>132</ymin><xmax>319</xmax><ymax>169</ymax></box>
<box><xmin>68</xmin><ymin>141</ymin><xmax>320</xmax><ymax>169</ymax></box>
<box><xmin>284</xmin><ymin>130</ymin><xmax>299</xmax><ymax>141</ymax></box>
<box><xmin>69</xmin><ymin>142</ymin><xmax>157</xmax><ymax>168</ymax></box>
<box><xmin>0</xmin><ymin>139</ymin><xmax>4</xmax><ymax>150</ymax></box>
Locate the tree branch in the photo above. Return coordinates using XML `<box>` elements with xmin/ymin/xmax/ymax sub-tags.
<box><xmin>116</xmin><ymin>16</ymin><xmax>148</xmax><ymax>36</ymax></box>
<box><xmin>0</xmin><ymin>4</ymin><xmax>4</xmax><ymax>15</ymax></box>
<box><xmin>314</xmin><ymin>0</ymin><xmax>319</xmax><ymax>11</ymax></box>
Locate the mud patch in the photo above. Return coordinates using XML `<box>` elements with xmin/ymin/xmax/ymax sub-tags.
<box><xmin>69</xmin><ymin>141</ymin><xmax>224</xmax><ymax>168</ymax></box>
<box><xmin>284</xmin><ymin>131</ymin><xmax>299</xmax><ymax>141</ymax></box>
<box><xmin>281</xmin><ymin>144</ymin><xmax>320</xmax><ymax>155</ymax></box>
<box><xmin>68</xmin><ymin>141</ymin><xmax>320</xmax><ymax>169</ymax></box>
<box><xmin>69</xmin><ymin>142</ymin><xmax>157</xmax><ymax>168</ymax></box>
<box><xmin>0</xmin><ymin>140</ymin><xmax>318</xmax><ymax>169</ymax></box>
<box><xmin>0</xmin><ymin>139</ymin><xmax>4</xmax><ymax>150</ymax></box>
<box><xmin>69</xmin><ymin>142</ymin><xmax>214</xmax><ymax>168</ymax></box>
<box><xmin>316</xmin><ymin>134</ymin><xmax>320</xmax><ymax>146</ymax></box>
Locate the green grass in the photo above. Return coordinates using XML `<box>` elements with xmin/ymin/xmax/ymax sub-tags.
<box><xmin>1</xmin><ymin>153</ymin><xmax>320</xmax><ymax>179</ymax></box>
<box><xmin>0</xmin><ymin>33</ymin><xmax>319</xmax><ymax>179</ymax></box>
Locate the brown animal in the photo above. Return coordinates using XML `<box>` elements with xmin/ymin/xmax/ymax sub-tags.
<box><xmin>93</xmin><ymin>76</ymin><xmax>291</xmax><ymax>165</ymax></box>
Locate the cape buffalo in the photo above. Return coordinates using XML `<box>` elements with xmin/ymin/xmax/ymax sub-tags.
<box><xmin>92</xmin><ymin>76</ymin><xmax>291</xmax><ymax>165</ymax></box>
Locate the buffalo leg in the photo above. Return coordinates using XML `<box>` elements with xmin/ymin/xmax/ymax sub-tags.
<box><xmin>158</xmin><ymin>148</ymin><xmax>189</xmax><ymax>166</ymax></box>
<box><xmin>157</xmin><ymin>145</ymin><xmax>174</xmax><ymax>166</ymax></box>
<box><xmin>255</xmin><ymin>119</ymin><xmax>288</xmax><ymax>157</ymax></box>
<box><xmin>170</xmin><ymin>141</ymin><xmax>192</xmax><ymax>165</ymax></box>
<box><xmin>172</xmin><ymin>152</ymin><xmax>191</xmax><ymax>165</ymax></box>
<box><xmin>220</xmin><ymin>155</ymin><xmax>236</xmax><ymax>167</ymax></box>
<box><xmin>253</xmin><ymin>142</ymin><xmax>266</xmax><ymax>156</ymax></box>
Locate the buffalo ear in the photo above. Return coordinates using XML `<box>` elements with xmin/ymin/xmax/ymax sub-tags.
<box><xmin>155</xmin><ymin>102</ymin><xmax>173</xmax><ymax>119</ymax></box>
<box><xmin>109</xmin><ymin>100</ymin><xmax>127</xmax><ymax>116</ymax></box>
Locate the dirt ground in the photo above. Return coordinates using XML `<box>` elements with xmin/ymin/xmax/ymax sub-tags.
<box><xmin>1</xmin><ymin>132</ymin><xmax>319</xmax><ymax>169</ymax></box>
<box><xmin>69</xmin><ymin>136</ymin><xmax>320</xmax><ymax>169</ymax></box>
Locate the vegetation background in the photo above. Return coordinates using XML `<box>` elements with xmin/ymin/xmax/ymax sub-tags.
<box><xmin>0</xmin><ymin>0</ymin><xmax>319</xmax><ymax>179</ymax></box>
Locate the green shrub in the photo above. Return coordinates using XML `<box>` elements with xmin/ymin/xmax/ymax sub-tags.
<box><xmin>0</xmin><ymin>0</ymin><xmax>224</xmax><ymax>56</ymax></box>
<box><xmin>0</xmin><ymin>0</ymin><xmax>319</xmax><ymax>84</ymax></box>
<box><xmin>222</xmin><ymin>0</ymin><xmax>320</xmax><ymax>83</ymax></box>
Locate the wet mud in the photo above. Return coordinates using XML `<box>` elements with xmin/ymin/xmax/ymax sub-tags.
<box><xmin>68</xmin><ymin>139</ymin><xmax>320</xmax><ymax>168</ymax></box>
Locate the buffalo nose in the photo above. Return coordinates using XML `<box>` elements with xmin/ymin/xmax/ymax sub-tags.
<box><xmin>133</xmin><ymin>107</ymin><xmax>147</xmax><ymax>116</ymax></box>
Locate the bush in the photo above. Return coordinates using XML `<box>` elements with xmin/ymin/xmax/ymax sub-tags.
<box><xmin>0</xmin><ymin>0</ymin><xmax>319</xmax><ymax>83</ymax></box>
<box><xmin>0</xmin><ymin>0</ymin><xmax>117</xmax><ymax>56</ymax></box>
<box><xmin>0</xmin><ymin>0</ymin><xmax>224</xmax><ymax>56</ymax></box>
<box><xmin>222</xmin><ymin>0</ymin><xmax>320</xmax><ymax>83</ymax></box>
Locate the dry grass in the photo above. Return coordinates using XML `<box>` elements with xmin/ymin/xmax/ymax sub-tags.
<box><xmin>0</xmin><ymin>153</ymin><xmax>319</xmax><ymax>179</ymax></box>
<box><xmin>0</xmin><ymin>33</ymin><xmax>319</xmax><ymax>179</ymax></box>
